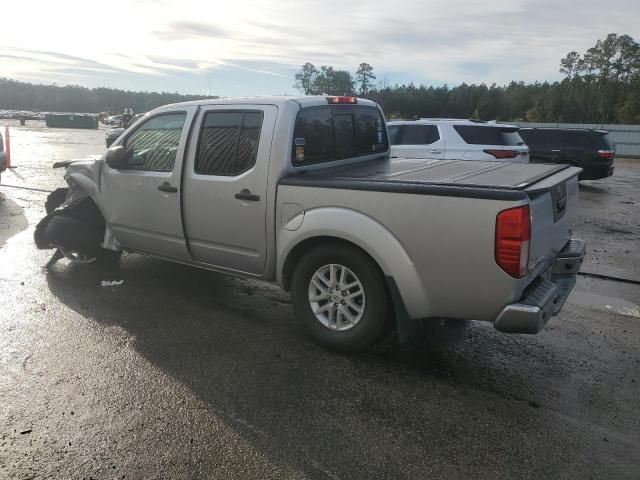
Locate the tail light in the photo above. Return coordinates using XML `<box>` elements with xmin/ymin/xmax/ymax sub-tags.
<box><xmin>326</xmin><ymin>96</ymin><xmax>357</xmax><ymax>104</ymax></box>
<box><xmin>597</xmin><ymin>150</ymin><xmax>615</xmax><ymax>159</ymax></box>
<box><xmin>495</xmin><ymin>206</ymin><xmax>530</xmax><ymax>278</ymax></box>
<box><xmin>484</xmin><ymin>149</ymin><xmax>519</xmax><ymax>159</ymax></box>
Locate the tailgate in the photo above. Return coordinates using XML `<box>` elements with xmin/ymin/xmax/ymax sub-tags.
<box><xmin>525</xmin><ymin>166</ymin><xmax>582</xmax><ymax>278</ymax></box>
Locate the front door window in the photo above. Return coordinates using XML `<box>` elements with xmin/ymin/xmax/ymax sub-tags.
<box><xmin>124</xmin><ymin>113</ymin><xmax>187</xmax><ymax>172</ymax></box>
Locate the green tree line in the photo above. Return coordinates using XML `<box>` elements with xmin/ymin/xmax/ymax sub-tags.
<box><xmin>1</xmin><ymin>33</ymin><xmax>639</xmax><ymax>123</ymax></box>
<box><xmin>0</xmin><ymin>78</ymin><xmax>214</xmax><ymax>114</ymax></box>
<box><xmin>294</xmin><ymin>33</ymin><xmax>640</xmax><ymax>124</ymax></box>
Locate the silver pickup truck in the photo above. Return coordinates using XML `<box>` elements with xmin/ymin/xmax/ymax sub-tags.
<box><xmin>35</xmin><ymin>96</ymin><xmax>585</xmax><ymax>352</ymax></box>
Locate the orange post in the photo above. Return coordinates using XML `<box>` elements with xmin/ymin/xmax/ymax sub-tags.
<box><xmin>4</xmin><ymin>126</ymin><xmax>10</xmax><ymax>168</ymax></box>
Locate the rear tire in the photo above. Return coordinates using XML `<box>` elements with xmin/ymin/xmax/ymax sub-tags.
<box><xmin>291</xmin><ymin>243</ymin><xmax>389</xmax><ymax>352</ymax></box>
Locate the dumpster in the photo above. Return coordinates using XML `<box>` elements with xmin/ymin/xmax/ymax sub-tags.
<box><xmin>45</xmin><ymin>113</ymin><xmax>99</xmax><ymax>129</ymax></box>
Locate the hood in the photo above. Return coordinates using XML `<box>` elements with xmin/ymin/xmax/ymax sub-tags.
<box><xmin>53</xmin><ymin>154</ymin><xmax>104</xmax><ymax>169</ymax></box>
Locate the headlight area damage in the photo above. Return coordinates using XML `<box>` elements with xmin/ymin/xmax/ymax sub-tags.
<box><xmin>34</xmin><ymin>159</ymin><xmax>121</xmax><ymax>269</ymax></box>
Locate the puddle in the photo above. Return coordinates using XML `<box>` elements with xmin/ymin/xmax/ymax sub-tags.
<box><xmin>569</xmin><ymin>290</ymin><xmax>640</xmax><ymax>318</ymax></box>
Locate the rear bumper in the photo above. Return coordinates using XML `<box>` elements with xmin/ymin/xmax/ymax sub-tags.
<box><xmin>493</xmin><ymin>239</ymin><xmax>586</xmax><ymax>334</ymax></box>
<box><xmin>580</xmin><ymin>163</ymin><xmax>614</xmax><ymax>180</ymax></box>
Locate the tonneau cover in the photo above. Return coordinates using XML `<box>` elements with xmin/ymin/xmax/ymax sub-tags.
<box><xmin>280</xmin><ymin>158</ymin><xmax>574</xmax><ymax>201</ymax></box>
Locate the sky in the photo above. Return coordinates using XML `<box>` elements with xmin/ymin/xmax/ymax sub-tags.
<box><xmin>1</xmin><ymin>0</ymin><xmax>639</xmax><ymax>97</ymax></box>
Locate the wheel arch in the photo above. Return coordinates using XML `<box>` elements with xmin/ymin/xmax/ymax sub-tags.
<box><xmin>62</xmin><ymin>165</ymin><xmax>121</xmax><ymax>251</ymax></box>
<box><xmin>277</xmin><ymin>207</ymin><xmax>429</xmax><ymax>320</ymax></box>
<box><xmin>281</xmin><ymin>236</ymin><xmax>380</xmax><ymax>291</ymax></box>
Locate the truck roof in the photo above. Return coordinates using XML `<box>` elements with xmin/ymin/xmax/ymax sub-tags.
<box><xmin>160</xmin><ymin>96</ymin><xmax>380</xmax><ymax>110</ymax></box>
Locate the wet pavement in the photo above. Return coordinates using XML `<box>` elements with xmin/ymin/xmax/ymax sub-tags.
<box><xmin>0</xmin><ymin>121</ymin><xmax>639</xmax><ymax>479</ymax></box>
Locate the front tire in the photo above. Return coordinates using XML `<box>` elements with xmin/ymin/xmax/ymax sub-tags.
<box><xmin>291</xmin><ymin>243</ymin><xmax>389</xmax><ymax>352</ymax></box>
<box><xmin>42</xmin><ymin>215</ymin><xmax>120</xmax><ymax>264</ymax></box>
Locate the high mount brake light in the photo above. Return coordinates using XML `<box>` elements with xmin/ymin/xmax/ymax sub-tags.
<box><xmin>326</xmin><ymin>96</ymin><xmax>358</xmax><ymax>104</ymax></box>
<box><xmin>484</xmin><ymin>149</ymin><xmax>519</xmax><ymax>159</ymax></box>
<box><xmin>495</xmin><ymin>206</ymin><xmax>530</xmax><ymax>278</ymax></box>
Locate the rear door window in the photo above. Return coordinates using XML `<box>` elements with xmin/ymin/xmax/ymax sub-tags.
<box><xmin>534</xmin><ymin>130</ymin><xmax>561</xmax><ymax>146</ymax></box>
<box><xmin>454</xmin><ymin>125</ymin><xmax>524</xmax><ymax>146</ymax></box>
<box><xmin>195</xmin><ymin>110</ymin><xmax>264</xmax><ymax>176</ymax></box>
<box><xmin>292</xmin><ymin>106</ymin><xmax>388</xmax><ymax>165</ymax></box>
<box><xmin>398</xmin><ymin>125</ymin><xmax>439</xmax><ymax>145</ymax></box>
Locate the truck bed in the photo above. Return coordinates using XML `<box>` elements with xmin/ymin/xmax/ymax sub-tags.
<box><xmin>280</xmin><ymin>158</ymin><xmax>571</xmax><ymax>201</ymax></box>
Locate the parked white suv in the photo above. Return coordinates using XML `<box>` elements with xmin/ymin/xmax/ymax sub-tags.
<box><xmin>387</xmin><ymin>119</ymin><xmax>530</xmax><ymax>163</ymax></box>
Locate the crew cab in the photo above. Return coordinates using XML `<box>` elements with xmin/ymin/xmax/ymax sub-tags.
<box><xmin>35</xmin><ymin>96</ymin><xmax>585</xmax><ymax>352</ymax></box>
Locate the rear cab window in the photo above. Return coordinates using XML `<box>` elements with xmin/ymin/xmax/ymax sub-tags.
<box><xmin>454</xmin><ymin>125</ymin><xmax>524</xmax><ymax>146</ymax></box>
<box><xmin>292</xmin><ymin>106</ymin><xmax>388</xmax><ymax>165</ymax></box>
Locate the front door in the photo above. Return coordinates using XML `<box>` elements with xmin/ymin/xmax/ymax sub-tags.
<box><xmin>100</xmin><ymin>108</ymin><xmax>196</xmax><ymax>260</ymax></box>
<box><xmin>181</xmin><ymin>105</ymin><xmax>277</xmax><ymax>275</ymax></box>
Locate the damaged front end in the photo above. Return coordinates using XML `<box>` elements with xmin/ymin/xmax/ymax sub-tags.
<box><xmin>34</xmin><ymin>156</ymin><xmax>121</xmax><ymax>268</ymax></box>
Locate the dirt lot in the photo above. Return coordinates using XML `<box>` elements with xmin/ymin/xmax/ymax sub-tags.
<box><xmin>0</xmin><ymin>120</ymin><xmax>639</xmax><ymax>479</ymax></box>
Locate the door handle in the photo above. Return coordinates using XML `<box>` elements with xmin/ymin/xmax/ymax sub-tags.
<box><xmin>158</xmin><ymin>181</ymin><xmax>178</xmax><ymax>193</ymax></box>
<box><xmin>551</xmin><ymin>149</ymin><xmax>561</xmax><ymax>152</ymax></box>
<box><xmin>430</xmin><ymin>149</ymin><xmax>442</xmax><ymax>154</ymax></box>
<box><xmin>235</xmin><ymin>189</ymin><xmax>260</xmax><ymax>202</ymax></box>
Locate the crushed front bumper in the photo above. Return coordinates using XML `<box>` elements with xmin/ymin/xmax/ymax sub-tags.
<box><xmin>493</xmin><ymin>239</ymin><xmax>586</xmax><ymax>334</ymax></box>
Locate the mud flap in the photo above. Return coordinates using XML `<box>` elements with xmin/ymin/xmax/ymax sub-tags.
<box><xmin>385</xmin><ymin>276</ymin><xmax>418</xmax><ymax>344</ymax></box>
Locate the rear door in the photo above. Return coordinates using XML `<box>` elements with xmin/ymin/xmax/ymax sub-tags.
<box><xmin>181</xmin><ymin>105</ymin><xmax>277</xmax><ymax>275</ymax></box>
<box><xmin>532</xmin><ymin>129</ymin><xmax>563</xmax><ymax>163</ymax></box>
<box><xmin>390</xmin><ymin>124</ymin><xmax>445</xmax><ymax>159</ymax></box>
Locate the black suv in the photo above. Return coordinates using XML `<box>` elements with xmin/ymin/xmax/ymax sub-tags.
<box><xmin>519</xmin><ymin>128</ymin><xmax>615</xmax><ymax>180</ymax></box>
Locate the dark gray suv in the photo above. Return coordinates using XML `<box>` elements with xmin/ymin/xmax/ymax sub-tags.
<box><xmin>519</xmin><ymin>128</ymin><xmax>615</xmax><ymax>180</ymax></box>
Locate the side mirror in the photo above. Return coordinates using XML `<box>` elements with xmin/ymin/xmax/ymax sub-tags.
<box><xmin>105</xmin><ymin>146</ymin><xmax>129</xmax><ymax>169</ymax></box>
